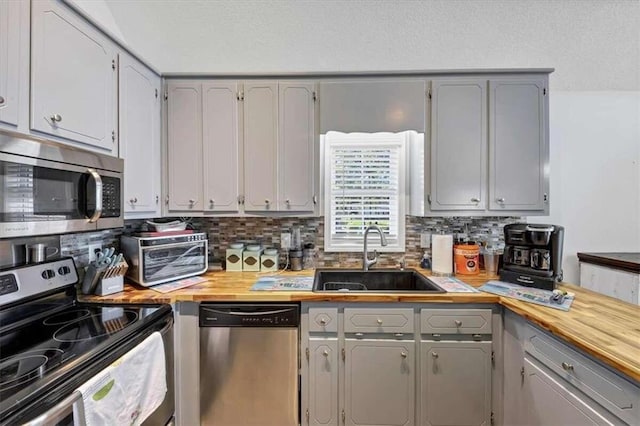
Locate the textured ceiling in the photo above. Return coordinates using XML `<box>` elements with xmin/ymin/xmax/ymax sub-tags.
<box><xmin>98</xmin><ymin>0</ymin><xmax>639</xmax><ymax>90</ymax></box>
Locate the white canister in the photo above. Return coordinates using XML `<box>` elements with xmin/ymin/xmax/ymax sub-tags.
<box><xmin>243</xmin><ymin>249</ymin><xmax>263</xmax><ymax>272</ymax></box>
<box><xmin>226</xmin><ymin>248</ymin><xmax>244</xmax><ymax>272</ymax></box>
<box><xmin>431</xmin><ymin>234</ymin><xmax>453</xmax><ymax>275</ymax></box>
<box><xmin>260</xmin><ymin>252</ymin><xmax>279</xmax><ymax>272</ymax></box>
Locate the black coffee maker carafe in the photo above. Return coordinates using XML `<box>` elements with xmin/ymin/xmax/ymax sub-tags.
<box><xmin>500</xmin><ymin>224</ymin><xmax>564</xmax><ymax>291</ymax></box>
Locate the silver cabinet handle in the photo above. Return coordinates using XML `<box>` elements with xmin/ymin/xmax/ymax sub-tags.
<box><xmin>323</xmin><ymin>350</ymin><xmax>329</xmax><ymax>357</ymax></box>
<box><xmin>319</xmin><ymin>318</ymin><xmax>327</xmax><ymax>325</ymax></box>
<box><xmin>0</xmin><ymin>96</ymin><xmax>5</xmax><ymax>105</ymax></box>
<box><xmin>401</xmin><ymin>352</ymin><xmax>407</xmax><ymax>358</ymax></box>
<box><xmin>470</xmin><ymin>197</ymin><xmax>480</xmax><ymax>203</ymax></box>
<box><xmin>454</xmin><ymin>320</ymin><xmax>462</xmax><ymax>327</ymax></box>
<box><xmin>394</xmin><ymin>333</ymin><xmax>404</xmax><ymax>337</ymax></box>
<box><xmin>189</xmin><ymin>199</ymin><xmax>198</xmax><ymax>206</ymax></box>
<box><xmin>129</xmin><ymin>197</ymin><xmax>138</xmax><ymax>204</ymax></box>
<box><xmin>354</xmin><ymin>332</ymin><xmax>364</xmax><ymax>337</ymax></box>
<box><xmin>285</xmin><ymin>199</ymin><xmax>290</xmax><ymax>205</ymax></box>
<box><xmin>50</xmin><ymin>113</ymin><xmax>62</xmax><ymax>123</ymax></box>
<box><xmin>376</xmin><ymin>319</ymin><xmax>383</xmax><ymax>325</ymax></box>
<box><xmin>265</xmin><ymin>199</ymin><xmax>270</xmax><ymax>205</ymax></box>
<box><xmin>561</xmin><ymin>362</ymin><xmax>574</xmax><ymax>371</ymax></box>
<box><xmin>209</xmin><ymin>199</ymin><xmax>214</xmax><ymax>205</ymax></box>
<box><xmin>431</xmin><ymin>352</ymin><xmax>438</xmax><ymax>358</ymax></box>
<box><xmin>496</xmin><ymin>198</ymin><xmax>505</xmax><ymax>203</ymax></box>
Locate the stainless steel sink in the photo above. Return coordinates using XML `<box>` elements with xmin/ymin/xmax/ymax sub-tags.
<box><xmin>312</xmin><ymin>269</ymin><xmax>446</xmax><ymax>293</ymax></box>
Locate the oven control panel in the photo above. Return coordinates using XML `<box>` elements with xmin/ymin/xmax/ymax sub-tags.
<box><xmin>0</xmin><ymin>274</ymin><xmax>18</xmax><ymax>296</ymax></box>
<box><xmin>0</xmin><ymin>257</ymin><xmax>79</xmax><ymax>307</ymax></box>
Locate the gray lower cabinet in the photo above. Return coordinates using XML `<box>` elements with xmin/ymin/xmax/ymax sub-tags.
<box><xmin>523</xmin><ymin>357</ymin><xmax>617</xmax><ymax>425</ymax></box>
<box><xmin>31</xmin><ymin>0</ymin><xmax>117</xmax><ymax>153</ymax></box>
<box><xmin>421</xmin><ymin>341</ymin><xmax>491</xmax><ymax>426</ymax></box>
<box><xmin>308</xmin><ymin>338</ymin><xmax>340</xmax><ymax>426</ymax></box>
<box><xmin>344</xmin><ymin>339</ymin><xmax>415</xmax><ymax>426</ymax></box>
<box><xmin>503</xmin><ymin>309</ymin><xmax>639</xmax><ymax>426</ymax></box>
<box><xmin>302</xmin><ymin>304</ymin><xmax>494</xmax><ymax>426</ymax></box>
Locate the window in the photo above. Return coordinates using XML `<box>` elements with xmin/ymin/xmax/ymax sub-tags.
<box><xmin>323</xmin><ymin>131</ymin><xmax>409</xmax><ymax>252</ymax></box>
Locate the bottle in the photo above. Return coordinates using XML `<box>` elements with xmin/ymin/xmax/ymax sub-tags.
<box><xmin>420</xmin><ymin>251</ymin><xmax>431</xmax><ymax>269</ymax></box>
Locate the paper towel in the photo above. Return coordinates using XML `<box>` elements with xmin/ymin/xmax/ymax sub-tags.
<box><xmin>432</xmin><ymin>234</ymin><xmax>453</xmax><ymax>275</ymax></box>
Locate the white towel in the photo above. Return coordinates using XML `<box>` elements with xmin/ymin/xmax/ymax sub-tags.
<box><xmin>76</xmin><ymin>332</ymin><xmax>167</xmax><ymax>426</ymax></box>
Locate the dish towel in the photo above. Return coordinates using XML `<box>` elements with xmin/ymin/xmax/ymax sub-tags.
<box><xmin>76</xmin><ymin>332</ymin><xmax>167</xmax><ymax>426</ymax></box>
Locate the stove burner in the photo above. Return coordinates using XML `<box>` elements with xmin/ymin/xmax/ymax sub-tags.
<box><xmin>0</xmin><ymin>349</ymin><xmax>63</xmax><ymax>391</ymax></box>
<box><xmin>53</xmin><ymin>311</ymin><xmax>139</xmax><ymax>342</ymax></box>
<box><xmin>43</xmin><ymin>309</ymin><xmax>92</xmax><ymax>326</ymax></box>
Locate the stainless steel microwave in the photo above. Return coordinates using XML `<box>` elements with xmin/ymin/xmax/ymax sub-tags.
<box><xmin>0</xmin><ymin>130</ymin><xmax>123</xmax><ymax>238</ymax></box>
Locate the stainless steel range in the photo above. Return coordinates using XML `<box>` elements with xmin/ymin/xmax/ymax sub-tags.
<box><xmin>0</xmin><ymin>257</ymin><xmax>174</xmax><ymax>425</ymax></box>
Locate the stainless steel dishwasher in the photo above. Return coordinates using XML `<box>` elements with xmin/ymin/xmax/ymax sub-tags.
<box><xmin>199</xmin><ymin>304</ymin><xmax>300</xmax><ymax>426</ymax></box>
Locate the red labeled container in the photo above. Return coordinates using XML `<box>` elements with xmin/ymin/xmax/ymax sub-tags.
<box><xmin>454</xmin><ymin>244</ymin><xmax>480</xmax><ymax>275</ymax></box>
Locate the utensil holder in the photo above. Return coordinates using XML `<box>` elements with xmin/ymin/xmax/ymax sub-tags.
<box><xmin>96</xmin><ymin>275</ymin><xmax>124</xmax><ymax>296</ymax></box>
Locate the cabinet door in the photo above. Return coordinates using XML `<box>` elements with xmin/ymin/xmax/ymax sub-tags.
<box><xmin>421</xmin><ymin>341</ymin><xmax>491</xmax><ymax>426</ymax></box>
<box><xmin>167</xmin><ymin>82</ymin><xmax>203</xmax><ymax>211</ymax></box>
<box><xmin>308</xmin><ymin>338</ymin><xmax>339</xmax><ymax>426</ymax></box>
<box><xmin>524</xmin><ymin>358</ymin><xmax>616</xmax><ymax>426</ymax></box>
<box><xmin>429</xmin><ymin>79</ymin><xmax>487</xmax><ymax>211</ymax></box>
<box><xmin>243</xmin><ymin>81</ymin><xmax>278</xmax><ymax>212</ymax></box>
<box><xmin>344</xmin><ymin>339</ymin><xmax>414</xmax><ymax>426</ymax></box>
<box><xmin>31</xmin><ymin>0</ymin><xmax>117</xmax><ymax>152</ymax></box>
<box><xmin>278</xmin><ymin>81</ymin><xmax>316</xmax><ymax>212</ymax></box>
<box><xmin>202</xmin><ymin>82</ymin><xmax>241</xmax><ymax>213</ymax></box>
<box><xmin>119</xmin><ymin>54</ymin><xmax>161</xmax><ymax>217</ymax></box>
<box><xmin>489</xmin><ymin>78</ymin><xmax>546</xmax><ymax>211</ymax></box>
<box><xmin>0</xmin><ymin>0</ymin><xmax>23</xmax><ymax>127</ymax></box>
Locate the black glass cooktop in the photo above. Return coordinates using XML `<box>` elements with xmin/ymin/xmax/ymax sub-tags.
<box><xmin>0</xmin><ymin>302</ymin><xmax>169</xmax><ymax>419</ymax></box>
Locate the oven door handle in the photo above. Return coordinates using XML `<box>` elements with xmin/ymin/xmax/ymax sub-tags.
<box><xmin>159</xmin><ymin>315</ymin><xmax>174</xmax><ymax>335</ymax></box>
<box><xmin>25</xmin><ymin>391</ymin><xmax>85</xmax><ymax>426</ymax></box>
<box><xmin>86</xmin><ymin>168</ymin><xmax>103</xmax><ymax>223</ymax></box>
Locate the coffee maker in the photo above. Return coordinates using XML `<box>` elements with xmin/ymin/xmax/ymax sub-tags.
<box><xmin>500</xmin><ymin>224</ymin><xmax>564</xmax><ymax>291</ymax></box>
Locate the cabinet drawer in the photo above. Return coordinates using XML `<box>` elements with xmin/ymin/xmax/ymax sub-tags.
<box><xmin>420</xmin><ymin>309</ymin><xmax>492</xmax><ymax>334</ymax></box>
<box><xmin>344</xmin><ymin>308</ymin><xmax>414</xmax><ymax>334</ymax></box>
<box><xmin>525</xmin><ymin>326</ymin><xmax>640</xmax><ymax>425</ymax></box>
<box><xmin>308</xmin><ymin>308</ymin><xmax>338</xmax><ymax>333</ymax></box>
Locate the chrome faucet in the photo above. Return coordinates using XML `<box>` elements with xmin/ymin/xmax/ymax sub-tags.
<box><xmin>363</xmin><ymin>224</ymin><xmax>388</xmax><ymax>271</ymax></box>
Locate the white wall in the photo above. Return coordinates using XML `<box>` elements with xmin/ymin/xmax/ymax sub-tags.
<box><xmin>529</xmin><ymin>92</ymin><xmax>640</xmax><ymax>283</ymax></box>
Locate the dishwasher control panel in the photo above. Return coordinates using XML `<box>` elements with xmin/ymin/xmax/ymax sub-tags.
<box><xmin>199</xmin><ymin>304</ymin><xmax>300</xmax><ymax>327</ymax></box>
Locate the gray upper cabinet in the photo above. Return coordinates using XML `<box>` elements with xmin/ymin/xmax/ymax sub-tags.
<box><xmin>344</xmin><ymin>339</ymin><xmax>415</xmax><ymax>426</ymax></box>
<box><xmin>243</xmin><ymin>81</ymin><xmax>278</xmax><ymax>212</ymax></box>
<box><xmin>203</xmin><ymin>82</ymin><xmax>241</xmax><ymax>213</ymax></box>
<box><xmin>167</xmin><ymin>81</ymin><xmax>203</xmax><ymax>211</ymax></box>
<box><xmin>31</xmin><ymin>0</ymin><xmax>117</xmax><ymax>153</ymax></box>
<box><xmin>430</xmin><ymin>79</ymin><xmax>487</xmax><ymax>211</ymax></box>
<box><xmin>0</xmin><ymin>0</ymin><xmax>26</xmax><ymax>127</ymax></box>
<box><xmin>278</xmin><ymin>82</ymin><xmax>317</xmax><ymax>212</ymax></box>
<box><xmin>119</xmin><ymin>53</ymin><xmax>161</xmax><ymax>218</ymax></box>
<box><xmin>489</xmin><ymin>78</ymin><xmax>547</xmax><ymax>211</ymax></box>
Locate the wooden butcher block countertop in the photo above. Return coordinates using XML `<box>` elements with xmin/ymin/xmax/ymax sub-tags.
<box><xmin>79</xmin><ymin>269</ymin><xmax>640</xmax><ymax>382</ymax></box>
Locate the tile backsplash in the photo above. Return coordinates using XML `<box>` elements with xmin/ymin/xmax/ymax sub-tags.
<box><xmin>60</xmin><ymin>216</ymin><xmax>521</xmax><ymax>270</ymax></box>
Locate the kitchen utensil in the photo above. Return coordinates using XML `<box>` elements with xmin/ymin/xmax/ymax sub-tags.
<box><xmin>81</xmin><ymin>263</ymin><xmax>107</xmax><ymax>294</ymax></box>
<box><xmin>26</xmin><ymin>244</ymin><xmax>59</xmax><ymax>263</ymax></box>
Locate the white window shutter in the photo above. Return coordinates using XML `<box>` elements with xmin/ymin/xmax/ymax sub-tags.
<box><xmin>324</xmin><ymin>132</ymin><xmax>408</xmax><ymax>252</ymax></box>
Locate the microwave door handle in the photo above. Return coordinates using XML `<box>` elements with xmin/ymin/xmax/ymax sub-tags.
<box><xmin>86</xmin><ymin>168</ymin><xmax>103</xmax><ymax>223</ymax></box>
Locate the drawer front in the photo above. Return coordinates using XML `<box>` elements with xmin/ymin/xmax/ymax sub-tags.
<box><xmin>308</xmin><ymin>308</ymin><xmax>338</xmax><ymax>333</ymax></box>
<box><xmin>420</xmin><ymin>309</ymin><xmax>492</xmax><ymax>334</ymax></box>
<box><xmin>344</xmin><ymin>308</ymin><xmax>414</xmax><ymax>334</ymax></box>
<box><xmin>525</xmin><ymin>326</ymin><xmax>640</xmax><ymax>425</ymax></box>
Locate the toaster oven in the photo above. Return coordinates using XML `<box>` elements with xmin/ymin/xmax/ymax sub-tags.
<box><xmin>121</xmin><ymin>233</ymin><xmax>208</xmax><ymax>286</ymax></box>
